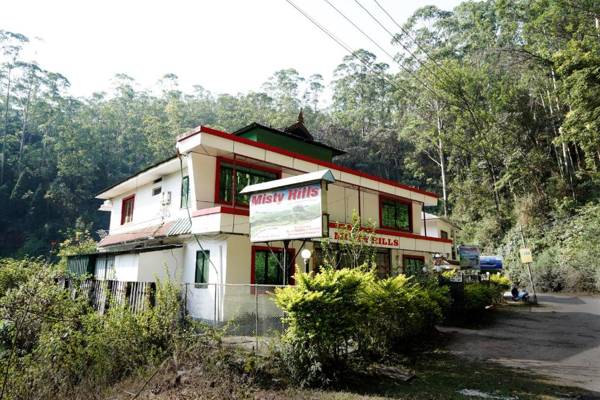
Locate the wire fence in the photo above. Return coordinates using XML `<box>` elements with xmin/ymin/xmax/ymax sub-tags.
<box><xmin>61</xmin><ymin>278</ymin><xmax>288</xmax><ymax>351</ymax></box>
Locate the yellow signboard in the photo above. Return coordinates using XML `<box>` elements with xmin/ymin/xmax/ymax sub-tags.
<box><xmin>519</xmin><ymin>248</ymin><xmax>533</xmax><ymax>264</ymax></box>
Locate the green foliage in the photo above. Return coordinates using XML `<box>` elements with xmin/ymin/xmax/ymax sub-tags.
<box><xmin>489</xmin><ymin>274</ymin><xmax>511</xmax><ymax>291</ymax></box>
<box><xmin>274</xmin><ymin>268</ymin><xmax>447</xmax><ymax>387</ymax></box>
<box><xmin>274</xmin><ymin>267</ymin><xmax>370</xmax><ymax>386</ymax></box>
<box><xmin>503</xmin><ymin>203</ymin><xmax>600</xmax><ymax>293</ymax></box>
<box><xmin>462</xmin><ymin>283</ymin><xmax>503</xmax><ymax>318</ymax></box>
<box><xmin>0</xmin><ymin>258</ymin><xmax>206</xmax><ymax>399</ymax></box>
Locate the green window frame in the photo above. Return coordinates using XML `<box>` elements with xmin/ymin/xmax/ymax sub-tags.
<box><xmin>195</xmin><ymin>250</ymin><xmax>209</xmax><ymax>287</ymax></box>
<box><xmin>403</xmin><ymin>255</ymin><xmax>425</xmax><ymax>276</ymax></box>
<box><xmin>380</xmin><ymin>196</ymin><xmax>411</xmax><ymax>231</ymax></box>
<box><xmin>181</xmin><ymin>176</ymin><xmax>190</xmax><ymax>208</ymax></box>
<box><xmin>252</xmin><ymin>248</ymin><xmax>294</xmax><ymax>286</ymax></box>
<box><xmin>218</xmin><ymin>162</ymin><xmax>278</xmax><ymax>206</ymax></box>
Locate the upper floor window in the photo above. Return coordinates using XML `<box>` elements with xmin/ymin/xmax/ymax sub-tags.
<box><xmin>121</xmin><ymin>195</ymin><xmax>135</xmax><ymax>225</ymax></box>
<box><xmin>217</xmin><ymin>159</ymin><xmax>279</xmax><ymax>206</ymax></box>
<box><xmin>440</xmin><ymin>230</ymin><xmax>449</xmax><ymax>240</ymax></box>
<box><xmin>379</xmin><ymin>196</ymin><xmax>412</xmax><ymax>232</ymax></box>
<box><xmin>181</xmin><ymin>176</ymin><xmax>190</xmax><ymax>208</ymax></box>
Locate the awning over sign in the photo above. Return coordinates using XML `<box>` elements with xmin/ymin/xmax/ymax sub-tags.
<box><xmin>240</xmin><ymin>169</ymin><xmax>336</xmax><ymax>195</ymax></box>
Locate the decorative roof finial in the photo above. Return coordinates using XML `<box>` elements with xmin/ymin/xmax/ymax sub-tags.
<box><xmin>298</xmin><ymin>108</ymin><xmax>304</xmax><ymax>124</ymax></box>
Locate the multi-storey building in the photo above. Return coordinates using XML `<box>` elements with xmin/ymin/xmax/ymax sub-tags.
<box><xmin>88</xmin><ymin>115</ymin><xmax>453</xmax><ymax>320</ymax></box>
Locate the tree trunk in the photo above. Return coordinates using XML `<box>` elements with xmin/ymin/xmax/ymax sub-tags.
<box><xmin>1</xmin><ymin>65</ymin><xmax>13</xmax><ymax>185</ymax></box>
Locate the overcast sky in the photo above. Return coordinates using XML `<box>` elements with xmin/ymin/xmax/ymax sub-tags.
<box><xmin>2</xmin><ymin>0</ymin><xmax>460</xmax><ymax>98</ymax></box>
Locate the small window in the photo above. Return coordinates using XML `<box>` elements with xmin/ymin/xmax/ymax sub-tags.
<box><xmin>380</xmin><ymin>196</ymin><xmax>411</xmax><ymax>231</ymax></box>
<box><xmin>121</xmin><ymin>195</ymin><xmax>135</xmax><ymax>225</ymax></box>
<box><xmin>440</xmin><ymin>230</ymin><xmax>449</xmax><ymax>239</ymax></box>
<box><xmin>152</xmin><ymin>187</ymin><xmax>162</xmax><ymax>196</ymax></box>
<box><xmin>181</xmin><ymin>176</ymin><xmax>190</xmax><ymax>208</ymax></box>
<box><xmin>195</xmin><ymin>250</ymin><xmax>209</xmax><ymax>287</ymax></box>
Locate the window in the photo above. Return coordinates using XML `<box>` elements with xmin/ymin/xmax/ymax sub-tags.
<box><xmin>121</xmin><ymin>195</ymin><xmax>135</xmax><ymax>225</ymax></box>
<box><xmin>217</xmin><ymin>159</ymin><xmax>279</xmax><ymax>206</ymax></box>
<box><xmin>152</xmin><ymin>187</ymin><xmax>162</xmax><ymax>196</ymax></box>
<box><xmin>440</xmin><ymin>230</ymin><xmax>449</xmax><ymax>239</ymax></box>
<box><xmin>252</xmin><ymin>247</ymin><xmax>294</xmax><ymax>286</ymax></box>
<box><xmin>181</xmin><ymin>176</ymin><xmax>190</xmax><ymax>208</ymax></box>
<box><xmin>195</xmin><ymin>250</ymin><xmax>209</xmax><ymax>287</ymax></box>
<box><xmin>403</xmin><ymin>255</ymin><xmax>425</xmax><ymax>276</ymax></box>
<box><xmin>380</xmin><ymin>196</ymin><xmax>412</xmax><ymax>231</ymax></box>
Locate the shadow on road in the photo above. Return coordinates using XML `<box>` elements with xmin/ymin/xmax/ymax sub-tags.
<box><xmin>440</xmin><ymin>294</ymin><xmax>600</xmax><ymax>393</ymax></box>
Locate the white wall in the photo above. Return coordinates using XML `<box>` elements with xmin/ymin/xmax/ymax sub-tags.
<box><xmin>111</xmin><ymin>253</ymin><xmax>139</xmax><ymax>281</ymax></box>
<box><xmin>137</xmin><ymin>248</ymin><xmax>184</xmax><ymax>283</ymax></box>
<box><xmin>182</xmin><ymin>238</ymin><xmax>227</xmax><ymax>321</ymax></box>
<box><xmin>108</xmin><ymin>168</ymin><xmax>189</xmax><ymax>234</ymax></box>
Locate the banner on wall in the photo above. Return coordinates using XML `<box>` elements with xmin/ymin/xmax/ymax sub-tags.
<box><xmin>249</xmin><ymin>183</ymin><xmax>325</xmax><ymax>242</ymax></box>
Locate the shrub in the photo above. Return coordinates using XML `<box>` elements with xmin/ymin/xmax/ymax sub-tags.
<box><xmin>274</xmin><ymin>267</ymin><xmax>370</xmax><ymax>386</ymax></box>
<box><xmin>489</xmin><ymin>274</ymin><xmax>511</xmax><ymax>291</ymax></box>
<box><xmin>462</xmin><ymin>283</ymin><xmax>501</xmax><ymax>318</ymax></box>
<box><xmin>0</xmin><ymin>259</ymin><xmax>201</xmax><ymax>399</ymax></box>
<box><xmin>274</xmin><ymin>268</ymin><xmax>446</xmax><ymax>386</ymax></box>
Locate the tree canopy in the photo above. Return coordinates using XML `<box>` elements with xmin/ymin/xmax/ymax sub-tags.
<box><xmin>1</xmin><ymin>0</ymin><xmax>599</xmax><ymax>263</ymax></box>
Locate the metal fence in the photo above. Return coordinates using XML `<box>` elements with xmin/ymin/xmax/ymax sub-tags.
<box><xmin>181</xmin><ymin>283</ymin><xmax>287</xmax><ymax>341</ymax></box>
<box><xmin>61</xmin><ymin>278</ymin><xmax>156</xmax><ymax>314</ymax></box>
<box><xmin>61</xmin><ymin>279</ymin><xmax>288</xmax><ymax>350</ymax></box>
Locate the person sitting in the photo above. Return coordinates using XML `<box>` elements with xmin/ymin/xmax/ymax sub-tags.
<box><xmin>511</xmin><ymin>285</ymin><xmax>529</xmax><ymax>301</ymax></box>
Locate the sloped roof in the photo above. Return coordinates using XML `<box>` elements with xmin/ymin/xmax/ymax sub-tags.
<box><xmin>240</xmin><ymin>169</ymin><xmax>336</xmax><ymax>194</ymax></box>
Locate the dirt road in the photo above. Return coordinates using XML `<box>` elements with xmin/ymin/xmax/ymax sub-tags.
<box><xmin>440</xmin><ymin>294</ymin><xmax>600</xmax><ymax>393</ymax></box>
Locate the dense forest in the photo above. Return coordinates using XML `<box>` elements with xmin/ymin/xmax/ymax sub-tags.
<box><xmin>1</xmin><ymin>0</ymin><xmax>599</xmax><ymax>289</ymax></box>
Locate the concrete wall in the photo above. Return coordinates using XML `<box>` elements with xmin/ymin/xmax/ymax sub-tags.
<box><xmin>108</xmin><ymin>167</ymin><xmax>189</xmax><ymax>234</ymax></box>
<box><xmin>111</xmin><ymin>253</ymin><xmax>139</xmax><ymax>281</ymax></box>
<box><xmin>137</xmin><ymin>248</ymin><xmax>184</xmax><ymax>282</ymax></box>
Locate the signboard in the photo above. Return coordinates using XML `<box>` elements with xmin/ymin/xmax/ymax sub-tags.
<box><xmin>480</xmin><ymin>255</ymin><xmax>503</xmax><ymax>271</ymax></box>
<box><xmin>458</xmin><ymin>245</ymin><xmax>480</xmax><ymax>269</ymax></box>
<box><xmin>519</xmin><ymin>248</ymin><xmax>533</xmax><ymax>264</ymax></box>
<box><xmin>330</xmin><ymin>228</ymin><xmax>399</xmax><ymax>249</ymax></box>
<box><xmin>249</xmin><ymin>183</ymin><xmax>324</xmax><ymax>242</ymax></box>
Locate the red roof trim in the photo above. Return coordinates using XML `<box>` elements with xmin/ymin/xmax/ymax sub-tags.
<box><xmin>178</xmin><ymin>125</ymin><xmax>438</xmax><ymax>199</ymax></box>
<box><xmin>329</xmin><ymin>222</ymin><xmax>453</xmax><ymax>244</ymax></box>
<box><xmin>192</xmin><ymin>206</ymin><xmax>249</xmax><ymax>217</ymax></box>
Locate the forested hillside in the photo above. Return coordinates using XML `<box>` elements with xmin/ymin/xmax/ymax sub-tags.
<box><xmin>1</xmin><ymin>0</ymin><xmax>599</xmax><ymax>288</ymax></box>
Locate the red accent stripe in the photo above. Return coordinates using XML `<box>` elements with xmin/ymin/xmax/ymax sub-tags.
<box><xmin>178</xmin><ymin>125</ymin><xmax>439</xmax><ymax>199</ymax></box>
<box><xmin>329</xmin><ymin>222</ymin><xmax>453</xmax><ymax>244</ymax></box>
<box><xmin>191</xmin><ymin>206</ymin><xmax>249</xmax><ymax>217</ymax></box>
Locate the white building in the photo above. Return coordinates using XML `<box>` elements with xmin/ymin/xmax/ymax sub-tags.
<box><xmin>82</xmin><ymin>116</ymin><xmax>454</xmax><ymax>321</ymax></box>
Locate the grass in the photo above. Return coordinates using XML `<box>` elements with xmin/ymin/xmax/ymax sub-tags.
<box><xmin>264</xmin><ymin>351</ymin><xmax>595</xmax><ymax>399</ymax></box>
<box><xmin>112</xmin><ymin>348</ymin><xmax>597</xmax><ymax>400</ymax></box>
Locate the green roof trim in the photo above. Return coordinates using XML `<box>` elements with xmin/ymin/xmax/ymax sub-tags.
<box><xmin>233</xmin><ymin>122</ymin><xmax>344</xmax><ymax>162</ymax></box>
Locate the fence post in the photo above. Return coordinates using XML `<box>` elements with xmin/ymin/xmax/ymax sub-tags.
<box><xmin>255</xmin><ymin>284</ymin><xmax>259</xmax><ymax>352</ymax></box>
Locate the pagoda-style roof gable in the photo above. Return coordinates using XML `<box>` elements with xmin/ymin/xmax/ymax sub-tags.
<box><xmin>283</xmin><ymin>110</ymin><xmax>314</xmax><ymax>141</ymax></box>
<box><xmin>233</xmin><ymin>112</ymin><xmax>344</xmax><ymax>162</ymax></box>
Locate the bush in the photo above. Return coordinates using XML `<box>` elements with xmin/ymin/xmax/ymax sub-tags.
<box><xmin>0</xmin><ymin>259</ymin><xmax>202</xmax><ymax>399</ymax></box>
<box><xmin>462</xmin><ymin>283</ymin><xmax>502</xmax><ymax>318</ymax></box>
<box><xmin>489</xmin><ymin>274</ymin><xmax>511</xmax><ymax>291</ymax></box>
<box><xmin>274</xmin><ymin>268</ymin><xmax>370</xmax><ymax>386</ymax></box>
<box><xmin>274</xmin><ymin>268</ymin><xmax>445</xmax><ymax>387</ymax></box>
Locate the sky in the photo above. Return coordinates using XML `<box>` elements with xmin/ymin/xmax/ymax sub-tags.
<box><xmin>1</xmin><ymin>0</ymin><xmax>461</xmax><ymax>98</ymax></box>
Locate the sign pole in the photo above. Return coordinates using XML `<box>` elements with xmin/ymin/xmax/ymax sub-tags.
<box><xmin>518</xmin><ymin>224</ymin><xmax>537</xmax><ymax>305</ymax></box>
<box><xmin>525</xmin><ymin>262</ymin><xmax>538</xmax><ymax>305</ymax></box>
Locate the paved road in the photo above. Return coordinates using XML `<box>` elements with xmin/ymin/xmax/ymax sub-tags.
<box><xmin>439</xmin><ymin>294</ymin><xmax>600</xmax><ymax>393</ymax></box>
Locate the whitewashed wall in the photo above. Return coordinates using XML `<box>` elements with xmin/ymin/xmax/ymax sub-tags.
<box><xmin>137</xmin><ymin>248</ymin><xmax>184</xmax><ymax>283</ymax></box>
<box><xmin>108</xmin><ymin>167</ymin><xmax>189</xmax><ymax>234</ymax></box>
